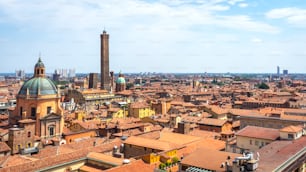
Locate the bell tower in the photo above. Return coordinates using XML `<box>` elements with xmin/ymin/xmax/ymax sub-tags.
<box><xmin>34</xmin><ymin>57</ymin><xmax>45</xmax><ymax>78</ymax></box>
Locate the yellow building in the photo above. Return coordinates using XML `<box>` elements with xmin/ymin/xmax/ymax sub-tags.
<box><xmin>128</xmin><ymin>102</ymin><xmax>155</xmax><ymax>119</ymax></box>
<box><xmin>10</xmin><ymin>58</ymin><xmax>64</xmax><ymax>140</ymax></box>
<box><xmin>124</xmin><ymin>136</ymin><xmax>181</xmax><ymax>164</ymax></box>
<box><xmin>107</xmin><ymin>108</ymin><xmax>128</xmax><ymax>118</ymax></box>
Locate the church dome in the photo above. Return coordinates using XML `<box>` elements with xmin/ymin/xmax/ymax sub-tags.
<box><xmin>35</xmin><ymin>57</ymin><xmax>45</xmax><ymax>68</ymax></box>
<box><xmin>18</xmin><ymin>77</ymin><xmax>57</xmax><ymax>96</ymax></box>
<box><xmin>116</xmin><ymin>77</ymin><xmax>126</xmax><ymax>84</ymax></box>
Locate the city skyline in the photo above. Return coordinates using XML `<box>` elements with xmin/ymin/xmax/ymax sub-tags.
<box><xmin>1</xmin><ymin>0</ymin><xmax>306</xmax><ymax>73</ymax></box>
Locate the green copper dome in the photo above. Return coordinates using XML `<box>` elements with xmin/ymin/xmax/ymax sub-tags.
<box><xmin>35</xmin><ymin>57</ymin><xmax>45</xmax><ymax>68</ymax></box>
<box><xmin>116</xmin><ymin>77</ymin><xmax>126</xmax><ymax>84</ymax></box>
<box><xmin>18</xmin><ymin>77</ymin><xmax>57</xmax><ymax>96</ymax></box>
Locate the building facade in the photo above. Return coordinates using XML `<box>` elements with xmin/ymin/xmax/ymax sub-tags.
<box><xmin>9</xmin><ymin>58</ymin><xmax>64</xmax><ymax>140</ymax></box>
<box><xmin>89</xmin><ymin>73</ymin><xmax>99</xmax><ymax>89</ymax></box>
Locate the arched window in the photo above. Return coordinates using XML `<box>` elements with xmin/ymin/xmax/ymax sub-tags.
<box><xmin>28</xmin><ymin>131</ymin><xmax>31</xmax><ymax>138</ymax></box>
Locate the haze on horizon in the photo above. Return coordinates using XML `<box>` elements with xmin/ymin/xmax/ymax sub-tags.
<box><xmin>0</xmin><ymin>0</ymin><xmax>306</xmax><ymax>74</ymax></box>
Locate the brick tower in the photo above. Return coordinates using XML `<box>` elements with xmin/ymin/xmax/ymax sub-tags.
<box><xmin>100</xmin><ymin>30</ymin><xmax>111</xmax><ymax>91</ymax></box>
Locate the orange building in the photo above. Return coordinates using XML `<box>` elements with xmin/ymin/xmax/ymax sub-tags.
<box><xmin>9</xmin><ymin>58</ymin><xmax>64</xmax><ymax>140</ymax></box>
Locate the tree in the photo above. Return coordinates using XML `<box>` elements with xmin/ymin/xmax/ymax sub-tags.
<box><xmin>159</xmin><ymin>163</ymin><xmax>166</xmax><ymax>169</ymax></box>
<box><xmin>165</xmin><ymin>161</ymin><xmax>171</xmax><ymax>167</ymax></box>
<box><xmin>172</xmin><ymin>156</ymin><xmax>179</xmax><ymax>164</ymax></box>
<box><xmin>258</xmin><ymin>82</ymin><xmax>269</xmax><ymax>89</ymax></box>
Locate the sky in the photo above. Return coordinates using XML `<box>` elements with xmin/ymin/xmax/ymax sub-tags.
<box><xmin>1</xmin><ymin>0</ymin><xmax>306</xmax><ymax>74</ymax></box>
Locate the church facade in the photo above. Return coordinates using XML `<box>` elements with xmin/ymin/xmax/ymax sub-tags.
<box><xmin>9</xmin><ymin>58</ymin><xmax>64</xmax><ymax>153</ymax></box>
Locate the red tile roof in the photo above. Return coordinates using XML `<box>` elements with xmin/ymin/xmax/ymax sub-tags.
<box><xmin>257</xmin><ymin>136</ymin><xmax>306</xmax><ymax>172</ymax></box>
<box><xmin>279</xmin><ymin>125</ymin><xmax>303</xmax><ymax>133</ymax></box>
<box><xmin>181</xmin><ymin>148</ymin><xmax>241</xmax><ymax>171</ymax></box>
<box><xmin>124</xmin><ymin>136</ymin><xmax>182</xmax><ymax>151</ymax></box>
<box><xmin>236</xmin><ymin>126</ymin><xmax>279</xmax><ymax>140</ymax></box>
<box><xmin>104</xmin><ymin>159</ymin><xmax>156</xmax><ymax>172</ymax></box>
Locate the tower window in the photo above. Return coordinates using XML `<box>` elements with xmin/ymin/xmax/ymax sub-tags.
<box><xmin>20</xmin><ymin>107</ymin><xmax>23</xmax><ymax>116</ymax></box>
<box><xmin>40</xmin><ymin>69</ymin><xmax>43</xmax><ymax>74</ymax></box>
<box><xmin>31</xmin><ymin>108</ymin><xmax>36</xmax><ymax>117</ymax></box>
<box><xmin>47</xmin><ymin>106</ymin><xmax>52</xmax><ymax>114</ymax></box>
<box><xmin>28</xmin><ymin>131</ymin><xmax>31</xmax><ymax>138</ymax></box>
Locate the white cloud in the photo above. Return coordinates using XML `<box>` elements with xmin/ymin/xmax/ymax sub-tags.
<box><xmin>227</xmin><ymin>0</ymin><xmax>244</xmax><ymax>5</ymax></box>
<box><xmin>0</xmin><ymin>0</ymin><xmax>279</xmax><ymax>33</ymax></box>
<box><xmin>216</xmin><ymin>15</ymin><xmax>279</xmax><ymax>33</ymax></box>
<box><xmin>251</xmin><ymin>38</ymin><xmax>263</xmax><ymax>43</ymax></box>
<box><xmin>266</xmin><ymin>7</ymin><xmax>306</xmax><ymax>27</ymax></box>
<box><xmin>238</xmin><ymin>3</ymin><xmax>248</xmax><ymax>8</ymax></box>
<box><xmin>0</xmin><ymin>0</ymin><xmax>287</xmax><ymax>73</ymax></box>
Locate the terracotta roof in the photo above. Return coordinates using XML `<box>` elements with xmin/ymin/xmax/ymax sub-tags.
<box><xmin>232</xmin><ymin>120</ymin><xmax>240</xmax><ymax>128</ymax></box>
<box><xmin>0</xmin><ymin>142</ymin><xmax>11</xmax><ymax>152</ymax></box>
<box><xmin>0</xmin><ymin>138</ymin><xmax>123</xmax><ymax>172</ymax></box>
<box><xmin>177</xmin><ymin>138</ymin><xmax>226</xmax><ymax>158</ymax></box>
<box><xmin>124</xmin><ymin>136</ymin><xmax>182</xmax><ymax>151</ymax></box>
<box><xmin>103</xmin><ymin>159</ymin><xmax>155</xmax><ymax>172</ymax></box>
<box><xmin>257</xmin><ymin>136</ymin><xmax>306</xmax><ymax>172</ymax></box>
<box><xmin>158</xmin><ymin>131</ymin><xmax>202</xmax><ymax>145</ymax></box>
<box><xmin>79</xmin><ymin>165</ymin><xmax>104</xmax><ymax>172</ymax></box>
<box><xmin>188</xmin><ymin>129</ymin><xmax>220</xmax><ymax>139</ymax></box>
<box><xmin>236</xmin><ymin>126</ymin><xmax>279</xmax><ymax>140</ymax></box>
<box><xmin>87</xmin><ymin>152</ymin><xmax>123</xmax><ymax>165</ymax></box>
<box><xmin>198</xmin><ymin>118</ymin><xmax>228</xmax><ymax>127</ymax></box>
<box><xmin>180</xmin><ymin>148</ymin><xmax>241</xmax><ymax>171</ymax></box>
<box><xmin>129</xmin><ymin>102</ymin><xmax>149</xmax><ymax>109</ymax></box>
<box><xmin>73</xmin><ymin>120</ymin><xmax>100</xmax><ymax>130</ymax></box>
<box><xmin>206</xmin><ymin>105</ymin><xmax>230</xmax><ymax>114</ymax></box>
<box><xmin>279</xmin><ymin>125</ymin><xmax>303</xmax><ymax>133</ymax></box>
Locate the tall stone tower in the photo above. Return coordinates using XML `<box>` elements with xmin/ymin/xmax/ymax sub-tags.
<box><xmin>100</xmin><ymin>30</ymin><xmax>111</xmax><ymax>91</ymax></box>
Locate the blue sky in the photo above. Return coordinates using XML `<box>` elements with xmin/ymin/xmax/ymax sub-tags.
<box><xmin>1</xmin><ymin>0</ymin><xmax>306</xmax><ymax>74</ymax></box>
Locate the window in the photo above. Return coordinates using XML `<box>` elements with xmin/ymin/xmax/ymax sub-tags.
<box><xmin>47</xmin><ymin>106</ymin><xmax>52</xmax><ymax>114</ymax></box>
<box><xmin>255</xmin><ymin>140</ymin><xmax>259</xmax><ymax>146</ymax></box>
<box><xmin>28</xmin><ymin>131</ymin><xmax>31</xmax><ymax>138</ymax></box>
<box><xmin>40</xmin><ymin>69</ymin><xmax>43</xmax><ymax>74</ymax></box>
<box><xmin>31</xmin><ymin>107</ymin><xmax>36</xmax><ymax>117</ymax></box>
<box><xmin>288</xmin><ymin>134</ymin><xmax>294</xmax><ymax>139</ymax></box>
<box><xmin>20</xmin><ymin>107</ymin><xmax>23</xmax><ymax>116</ymax></box>
<box><xmin>249</xmin><ymin>140</ymin><xmax>253</xmax><ymax>145</ymax></box>
<box><xmin>49</xmin><ymin>126</ymin><xmax>54</xmax><ymax>136</ymax></box>
<box><xmin>261</xmin><ymin>142</ymin><xmax>265</xmax><ymax>147</ymax></box>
